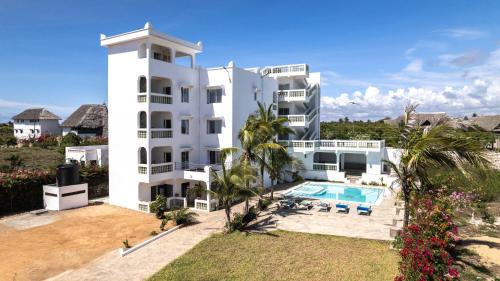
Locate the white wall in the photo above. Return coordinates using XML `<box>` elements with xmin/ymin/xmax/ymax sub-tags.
<box><xmin>13</xmin><ymin>119</ymin><xmax>60</xmax><ymax>139</ymax></box>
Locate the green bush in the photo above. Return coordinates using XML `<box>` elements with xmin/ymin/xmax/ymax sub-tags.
<box><xmin>0</xmin><ymin>136</ymin><xmax>17</xmax><ymax>146</ymax></box>
<box><xmin>171</xmin><ymin>208</ymin><xmax>198</xmax><ymax>225</ymax></box>
<box><xmin>258</xmin><ymin>198</ymin><xmax>272</xmax><ymax>210</ymax></box>
<box><xmin>150</xmin><ymin>230</ymin><xmax>158</xmax><ymax>236</ymax></box>
<box><xmin>243</xmin><ymin>207</ymin><xmax>258</xmax><ymax>223</ymax></box>
<box><xmin>150</xmin><ymin>195</ymin><xmax>168</xmax><ymax>219</ymax></box>
<box><xmin>227</xmin><ymin>213</ymin><xmax>246</xmax><ymax>232</ymax></box>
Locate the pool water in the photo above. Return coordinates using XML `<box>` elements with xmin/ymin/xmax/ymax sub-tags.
<box><xmin>286</xmin><ymin>182</ymin><xmax>383</xmax><ymax>204</ymax></box>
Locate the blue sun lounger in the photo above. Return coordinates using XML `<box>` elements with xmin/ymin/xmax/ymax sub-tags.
<box><xmin>357</xmin><ymin>205</ymin><xmax>372</xmax><ymax>216</ymax></box>
<box><xmin>335</xmin><ymin>203</ymin><xmax>349</xmax><ymax>213</ymax></box>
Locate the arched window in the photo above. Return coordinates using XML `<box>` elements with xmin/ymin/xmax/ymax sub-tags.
<box><xmin>138</xmin><ymin>43</ymin><xmax>147</xmax><ymax>59</ymax></box>
<box><xmin>139</xmin><ymin>147</ymin><xmax>147</xmax><ymax>164</ymax></box>
<box><xmin>139</xmin><ymin>111</ymin><xmax>147</xmax><ymax>129</ymax></box>
<box><xmin>139</xmin><ymin>76</ymin><xmax>147</xmax><ymax>93</ymax></box>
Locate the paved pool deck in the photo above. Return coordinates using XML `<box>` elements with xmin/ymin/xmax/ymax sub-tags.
<box><xmin>266</xmin><ymin>188</ymin><xmax>402</xmax><ymax>241</ymax></box>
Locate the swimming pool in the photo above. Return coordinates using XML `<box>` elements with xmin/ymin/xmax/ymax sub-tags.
<box><xmin>285</xmin><ymin>182</ymin><xmax>384</xmax><ymax>205</ymax></box>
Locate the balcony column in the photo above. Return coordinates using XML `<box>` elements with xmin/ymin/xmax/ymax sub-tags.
<box><xmin>146</xmin><ymin>41</ymin><xmax>152</xmax><ymax>59</ymax></box>
<box><xmin>170</xmin><ymin>48</ymin><xmax>176</xmax><ymax>64</ymax></box>
<box><xmin>205</xmin><ymin>166</ymin><xmax>212</xmax><ymax>211</ymax></box>
<box><xmin>191</xmin><ymin>55</ymin><xmax>195</xmax><ymax>69</ymax></box>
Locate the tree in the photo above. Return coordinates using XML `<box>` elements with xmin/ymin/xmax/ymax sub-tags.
<box><xmin>5</xmin><ymin>154</ymin><xmax>23</xmax><ymax>172</ymax></box>
<box><xmin>244</xmin><ymin>102</ymin><xmax>293</xmax><ymax>190</ymax></box>
<box><xmin>472</xmin><ymin>113</ymin><xmax>478</xmax><ymax>117</ymax></box>
<box><xmin>384</xmin><ymin>104</ymin><xmax>488</xmax><ymax>227</ymax></box>
<box><xmin>266</xmin><ymin>147</ymin><xmax>303</xmax><ymax>199</ymax></box>
<box><xmin>205</xmin><ymin>148</ymin><xmax>256</xmax><ymax>230</ymax></box>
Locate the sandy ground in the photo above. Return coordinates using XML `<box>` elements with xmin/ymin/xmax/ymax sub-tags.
<box><xmin>464</xmin><ymin>236</ymin><xmax>500</xmax><ymax>267</ymax></box>
<box><xmin>0</xmin><ymin>204</ymin><xmax>161</xmax><ymax>281</ymax></box>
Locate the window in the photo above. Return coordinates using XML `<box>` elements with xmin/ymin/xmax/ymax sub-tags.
<box><xmin>139</xmin><ymin>77</ymin><xmax>147</xmax><ymax>93</ymax></box>
<box><xmin>207</xmin><ymin>120</ymin><xmax>222</xmax><ymax>134</ymax></box>
<box><xmin>208</xmin><ymin>150</ymin><xmax>221</xmax><ymax>165</ymax></box>
<box><xmin>181</xmin><ymin>120</ymin><xmax>189</xmax><ymax>134</ymax></box>
<box><xmin>181</xmin><ymin>151</ymin><xmax>189</xmax><ymax>169</ymax></box>
<box><xmin>162</xmin><ymin>86</ymin><xmax>171</xmax><ymax>95</ymax></box>
<box><xmin>163</xmin><ymin>119</ymin><xmax>171</xmax><ymax>129</ymax></box>
<box><xmin>254</xmin><ymin>92</ymin><xmax>258</xmax><ymax>101</ymax></box>
<box><xmin>181</xmin><ymin>87</ymin><xmax>189</xmax><ymax>103</ymax></box>
<box><xmin>279</xmin><ymin>84</ymin><xmax>290</xmax><ymax>90</ymax></box>
<box><xmin>278</xmin><ymin>108</ymin><xmax>290</xmax><ymax>115</ymax></box>
<box><xmin>163</xmin><ymin>152</ymin><xmax>172</xmax><ymax>163</ymax></box>
<box><xmin>207</xmin><ymin>88</ymin><xmax>222</xmax><ymax>104</ymax></box>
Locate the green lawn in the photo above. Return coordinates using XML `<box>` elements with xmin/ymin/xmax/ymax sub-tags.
<box><xmin>0</xmin><ymin>147</ymin><xmax>64</xmax><ymax>170</ymax></box>
<box><xmin>149</xmin><ymin>230</ymin><xmax>399</xmax><ymax>281</ymax></box>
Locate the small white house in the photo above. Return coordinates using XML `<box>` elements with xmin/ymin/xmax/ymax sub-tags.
<box><xmin>12</xmin><ymin>108</ymin><xmax>61</xmax><ymax>139</ymax></box>
<box><xmin>65</xmin><ymin>145</ymin><xmax>109</xmax><ymax>167</ymax></box>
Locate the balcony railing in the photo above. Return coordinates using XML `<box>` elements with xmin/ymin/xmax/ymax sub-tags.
<box><xmin>151</xmin><ymin>129</ymin><xmax>172</xmax><ymax>139</ymax></box>
<box><xmin>277</xmin><ymin>89</ymin><xmax>307</xmax><ymax>101</ymax></box>
<box><xmin>150</xmin><ymin>93</ymin><xmax>172</xmax><ymax>104</ymax></box>
<box><xmin>138</xmin><ymin>165</ymin><xmax>147</xmax><ymax>174</ymax></box>
<box><xmin>137</xmin><ymin>130</ymin><xmax>147</xmax><ymax>138</ymax></box>
<box><xmin>262</xmin><ymin>64</ymin><xmax>309</xmax><ymax>77</ymax></box>
<box><xmin>151</xmin><ymin>163</ymin><xmax>173</xmax><ymax>174</ymax></box>
<box><xmin>279</xmin><ymin>108</ymin><xmax>317</xmax><ymax>127</ymax></box>
<box><xmin>313</xmin><ymin>163</ymin><xmax>337</xmax><ymax>171</ymax></box>
<box><xmin>138</xmin><ymin>95</ymin><xmax>147</xmax><ymax>103</ymax></box>
<box><xmin>279</xmin><ymin>140</ymin><xmax>384</xmax><ymax>151</ymax></box>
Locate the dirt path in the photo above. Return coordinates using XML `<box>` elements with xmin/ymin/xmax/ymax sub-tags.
<box><xmin>47</xmin><ymin>204</ymin><xmax>244</xmax><ymax>281</ymax></box>
<box><xmin>0</xmin><ymin>204</ymin><xmax>160</xmax><ymax>281</ymax></box>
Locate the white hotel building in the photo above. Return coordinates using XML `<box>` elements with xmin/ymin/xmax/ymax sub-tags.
<box><xmin>101</xmin><ymin>23</ymin><xmax>396</xmax><ymax>212</ymax></box>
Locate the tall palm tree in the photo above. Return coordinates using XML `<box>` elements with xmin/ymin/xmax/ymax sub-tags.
<box><xmin>249</xmin><ymin>102</ymin><xmax>294</xmax><ymax>189</ymax></box>
<box><xmin>266</xmin><ymin>147</ymin><xmax>303</xmax><ymax>200</ymax></box>
<box><xmin>194</xmin><ymin>148</ymin><xmax>257</xmax><ymax>229</ymax></box>
<box><xmin>385</xmin><ymin>104</ymin><xmax>488</xmax><ymax>227</ymax></box>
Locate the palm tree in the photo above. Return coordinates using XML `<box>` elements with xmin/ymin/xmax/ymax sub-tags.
<box><xmin>195</xmin><ymin>148</ymin><xmax>257</xmax><ymax>229</ymax></box>
<box><xmin>267</xmin><ymin>147</ymin><xmax>303</xmax><ymax>200</ymax></box>
<box><xmin>385</xmin><ymin>104</ymin><xmax>488</xmax><ymax>227</ymax></box>
<box><xmin>246</xmin><ymin>102</ymin><xmax>294</xmax><ymax>190</ymax></box>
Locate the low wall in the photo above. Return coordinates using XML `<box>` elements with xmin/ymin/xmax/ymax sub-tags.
<box><xmin>43</xmin><ymin>183</ymin><xmax>88</xmax><ymax>211</ymax></box>
<box><xmin>302</xmin><ymin>170</ymin><xmax>347</xmax><ymax>182</ymax></box>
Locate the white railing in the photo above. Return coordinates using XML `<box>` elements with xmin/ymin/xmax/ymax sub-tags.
<box><xmin>150</xmin><ymin>93</ymin><xmax>172</xmax><ymax>104</ymax></box>
<box><xmin>137</xmin><ymin>95</ymin><xmax>147</xmax><ymax>103</ymax></box>
<box><xmin>313</xmin><ymin>163</ymin><xmax>337</xmax><ymax>171</ymax></box>
<box><xmin>277</xmin><ymin>89</ymin><xmax>307</xmax><ymax>101</ymax></box>
<box><xmin>138</xmin><ymin>165</ymin><xmax>148</xmax><ymax>174</ymax></box>
<box><xmin>151</xmin><ymin>129</ymin><xmax>172</xmax><ymax>139</ymax></box>
<box><xmin>261</xmin><ymin>64</ymin><xmax>308</xmax><ymax>77</ymax></box>
<box><xmin>194</xmin><ymin>199</ymin><xmax>218</xmax><ymax>212</ymax></box>
<box><xmin>151</xmin><ymin>163</ymin><xmax>173</xmax><ymax>174</ymax></box>
<box><xmin>137</xmin><ymin>130</ymin><xmax>147</xmax><ymax>138</ymax></box>
<box><xmin>280</xmin><ymin>140</ymin><xmax>384</xmax><ymax>151</ymax></box>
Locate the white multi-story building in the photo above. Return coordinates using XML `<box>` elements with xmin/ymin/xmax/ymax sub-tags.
<box><xmin>12</xmin><ymin>108</ymin><xmax>61</xmax><ymax>139</ymax></box>
<box><xmin>101</xmin><ymin>23</ymin><xmax>395</xmax><ymax>212</ymax></box>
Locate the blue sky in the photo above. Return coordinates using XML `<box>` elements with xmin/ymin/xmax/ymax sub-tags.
<box><xmin>1</xmin><ymin>0</ymin><xmax>500</xmax><ymax>122</ymax></box>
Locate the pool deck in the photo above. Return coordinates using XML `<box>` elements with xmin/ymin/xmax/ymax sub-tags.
<box><xmin>265</xmin><ymin>187</ymin><xmax>402</xmax><ymax>241</ymax></box>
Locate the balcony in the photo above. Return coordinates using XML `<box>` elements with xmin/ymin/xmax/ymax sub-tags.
<box><xmin>151</xmin><ymin>163</ymin><xmax>173</xmax><ymax>174</ymax></box>
<box><xmin>280</xmin><ymin>140</ymin><xmax>385</xmax><ymax>153</ymax></box>
<box><xmin>279</xmin><ymin>108</ymin><xmax>317</xmax><ymax>127</ymax></box>
<box><xmin>277</xmin><ymin>84</ymin><xmax>318</xmax><ymax>102</ymax></box>
<box><xmin>313</xmin><ymin>163</ymin><xmax>338</xmax><ymax>171</ymax></box>
<box><xmin>261</xmin><ymin>64</ymin><xmax>308</xmax><ymax>78</ymax></box>
<box><xmin>151</xmin><ymin>129</ymin><xmax>172</xmax><ymax>139</ymax></box>
<box><xmin>150</xmin><ymin>94</ymin><xmax>172</xmax><ymax>104</ymax></box>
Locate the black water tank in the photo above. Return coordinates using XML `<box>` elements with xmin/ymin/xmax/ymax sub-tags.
<box><xmin>56</xmin><ymin>164</ymin><xmax>80</xmax><ymax>187</ymax></box>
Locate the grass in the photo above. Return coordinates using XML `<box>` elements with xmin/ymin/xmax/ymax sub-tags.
<box><xmin>149</xmin><ymin>230</ymin><xmax>399</xmax><ymax>281</ymax></box>
<box><xmin>0</xmin><ymin>146</ymin><xmax>64</xmax><ymax>170</ymax></box>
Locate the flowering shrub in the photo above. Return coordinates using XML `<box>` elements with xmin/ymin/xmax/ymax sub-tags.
<box><xmin>394</xmin><ymin>195</ymin><xmax>460</xmax><ymax>281</ymax></box>
<box><xmin>81</xmin><ymin>136</ymin><xmax>108</xmax><ymax>146</ymax></box>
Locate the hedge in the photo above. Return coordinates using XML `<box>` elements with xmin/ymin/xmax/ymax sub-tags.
<box><xmin>0</xmin><ymin>166</ymin><xmax>108</xmax><ymax>216</ymax></box>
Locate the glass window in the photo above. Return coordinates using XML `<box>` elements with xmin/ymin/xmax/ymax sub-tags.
<box><xmin>181</xmin><ymin>119</ymin><xmax>189</xmax><ymax>134</ymax></box>
<box><xmin>207</xmin><ymin>120</ymin><xmax>222</xmax><ymax>134</ymax></box>
<box><xmin>207</xmin><ymin>88</ymin><xmax>222</xmax><ymax>104</ymax></box>
<box><xmin>208</xmin><ymin>150</ymin><xmax>221</xmax><ymax>165</ymax></box>
<box><xmin>181</xmin><ymin>87</ymin><xmax>189</xmax><ymax>103</ymax></box>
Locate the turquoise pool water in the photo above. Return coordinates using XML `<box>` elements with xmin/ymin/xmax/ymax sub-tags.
<box><xmin>286</xmin><ymin>182</ymin><xmax>383</xmax><ymax>204</ymax></box>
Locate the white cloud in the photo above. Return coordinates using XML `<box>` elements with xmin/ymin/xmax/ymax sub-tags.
<box><xmin>434</xmin><ymin>28</ymin><xmax>487</xmax><ymax>39</ymax></box>
<box><xmin>321</xmin><ymin>47</ymin><xmax>500</xmax><ymax>121</ymax></box>
<box><xmin>403</xmin><ymin>59</ymin><xmax>423</xmax><ymax>72</ymax></box>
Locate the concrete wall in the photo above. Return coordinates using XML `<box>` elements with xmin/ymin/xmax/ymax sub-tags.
<box><xmin>13</xmin><ymin>119</ymin><xmax>60</xmax><ymax>139</ymax></box>
<box><xmin>43</xmin><ymin>183</ymin><xmax>88</xmax><ymax>211</ymax></box>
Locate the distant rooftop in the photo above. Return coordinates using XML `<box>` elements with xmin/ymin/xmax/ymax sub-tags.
<box><xmin>12</xmin><ymin>108</ymin><xmax>61</xmax><ymax>120</ymax></box>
